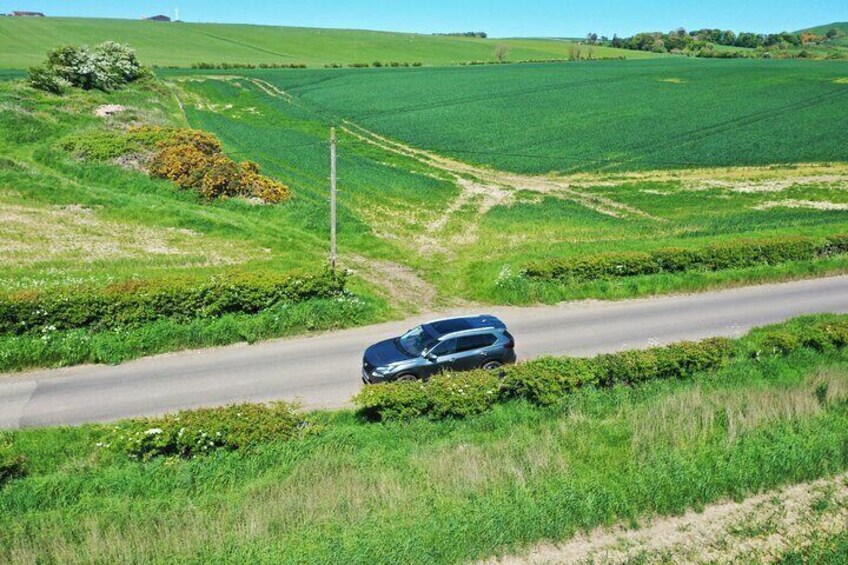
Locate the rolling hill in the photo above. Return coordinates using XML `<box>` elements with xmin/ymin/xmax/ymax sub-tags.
<box><xmin>0</xmin><ymin>17</ymin><xmax>656</xmax><ymax>69</ymax></box>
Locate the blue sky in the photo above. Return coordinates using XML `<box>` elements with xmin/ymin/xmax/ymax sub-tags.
<box><xmin>7</xmin><ymin>1</ymin><xmax>845</xmax><ymax>37</ymax></box>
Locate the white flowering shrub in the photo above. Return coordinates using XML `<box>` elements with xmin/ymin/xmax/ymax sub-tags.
<box><xmin>105</xmin><ymin>402</ymin><xmax>308</xmax><ymax>460</ymax></box>
<box><xmin>28</xmin><ymin>42</ymin><xmax>145</xmax><ymax>94</ymax></box>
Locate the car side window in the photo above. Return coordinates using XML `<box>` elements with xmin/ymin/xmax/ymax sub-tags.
<box><xmin>457</xmin><ymin>334</ymin><xmax>498</xmax><ymax>353</ymax></box>
<box><xmin>431</xmin><ymin>339</ymin><xmax>457</xmax><ymax>357</ymax></box>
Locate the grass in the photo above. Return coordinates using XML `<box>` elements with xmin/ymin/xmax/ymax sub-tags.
<box><xmin>235</xmin><ymin>58</ymin><xmax>848</xmax><ymax>174</ymax></box>
<box><xmin>2</xmin><ymin>343</ymin><xmax>848</xmax><ymax>563</ymax></box>
<box><xmin>0</xmin><ymin>17</ymin><xmax>656</xmax><ymax>69</ymax></box>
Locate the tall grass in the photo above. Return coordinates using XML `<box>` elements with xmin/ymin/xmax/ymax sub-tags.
<box><xmin>2</xmin><ymin>349</ymin><xmax>848</xmax><ymax>563</ymax></box>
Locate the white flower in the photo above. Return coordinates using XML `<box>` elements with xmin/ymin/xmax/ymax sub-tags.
<box><xmin>144</xmin><ymin>428</ymin><xmax>163</xmax><ymax>436</ymax></box>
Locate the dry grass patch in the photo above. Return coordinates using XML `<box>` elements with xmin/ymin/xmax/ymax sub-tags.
<box><xmin>0</xmin><ymin>200</ymin><xmax>254</xmax><ymax>267</ymax></box>
<box><xmin>629</xmin><ymin>369</ymin><xmax>848</xmax><ymax>454</ymax></box>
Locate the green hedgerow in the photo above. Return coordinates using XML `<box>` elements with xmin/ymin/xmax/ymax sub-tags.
<box><xmin>500</xmin><ymin>357</ymin><xmax>596</xmax><ymax>405</ymax></box>
<box><xmin>0</xmin><ymin>270</ymin><xmax>347</xmax><ymax>336</ymax></box>
<box><xmin>523</xmin><ymin>235</ymin><xmax>848</xmax><ymax>283</ymax></box>
<box><xmin>106</xmin><ymin>402</ymin><xmax>308</xmax><ymax>461</ymax></box>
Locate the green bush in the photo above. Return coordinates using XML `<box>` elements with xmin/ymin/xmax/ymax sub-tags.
<box><xmin>594</xmin><ymin>338</ymin><xmax>734</xmax><ymax>386</ymax></box>
<box><xmin>523</xmin><ymin>235</ymin><xmax>847</xmax><ymax>282</ymax></box>
<box><xmin>351</xmin><ymin>379</ymin><xmax>429</xmax><ymax>421</ymax></box>
<box><xmin>745</xmin><ymin>318</ymin><xmax>848</xmax><ymax>358</ymax></box>
<box><xmin>26</xmin><ymin>64</ymin><xmax>69</xmax><ymax>94</ymax></box>
<box><xmin>426</xmin><ymin>372</ymin><xmax>502</xmax><ymax>419</ymax></box>
<box><xmin>107</xmin><ymin>402</ymin><xmax>307</xmax><ymax>460</ymax></box>
<box><xmin>0</xmin><ymin>270</ymin><xmax>347</xmax><ymax>336</ymax></box>
<box><xmin>500</xmin><ymin>357</ymin><xmax>597</xmax><ymax>405</ymax></box>
<box><xmin>28</xmin><ymin>42</ymin><xmax>144</xmax><ymax>93</ymax></box>
<box><xmin>355</xmin><ymin>371</ymin><xmax>501</xmax><ymax>422</ymax></box>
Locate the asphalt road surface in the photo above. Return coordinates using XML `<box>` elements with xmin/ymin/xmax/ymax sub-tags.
<box><xmin>2</xmin><ymin>276</ymin><xmax>848</xmax><ymax>429</ymax></box>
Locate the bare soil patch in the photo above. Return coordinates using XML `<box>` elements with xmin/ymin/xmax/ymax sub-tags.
<box><xmin>341</xmin><ymin>254</ymin><xmax>446</xmax><ymax>312</ymax></box>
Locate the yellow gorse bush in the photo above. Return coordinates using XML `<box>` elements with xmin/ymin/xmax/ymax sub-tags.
<box><xmin>142</xmin><ymin>126</ymin><xmax>290</xmax><ymax>203</ymax></box>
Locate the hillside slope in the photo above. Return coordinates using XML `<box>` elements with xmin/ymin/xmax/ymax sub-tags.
<box><xmin>0</xmin><ymin>17</ymin><xmax>656</xmax><ymax>69</ymax></box>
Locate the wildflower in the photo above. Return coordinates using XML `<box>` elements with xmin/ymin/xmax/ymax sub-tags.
<box><xmin>144</xmin><ymin>428</ymin><xmax>163</xmax><ymax>436</ymax></box>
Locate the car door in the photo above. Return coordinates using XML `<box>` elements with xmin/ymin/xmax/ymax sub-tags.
<box><xmin>426</xmin><ymin>338</ymin><xmax>458</xmax><ymax>377</ymax></box>
<box><xmin>453</xmin><ymin>334</ymin><xmax>498</xmax><ymax>371</ymax></box>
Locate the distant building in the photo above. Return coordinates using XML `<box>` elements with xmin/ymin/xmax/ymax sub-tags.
<box><xmin>11</xmin><ymin>11</ymin><xmax>45</xmax><ymax>17</ymax></box>
<box><xmin>144</xmin><ymin>14</ymin><xmax>171</xmax><ymax>22</ymax></box>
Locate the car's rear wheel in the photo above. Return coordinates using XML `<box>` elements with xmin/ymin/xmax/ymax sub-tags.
<box><xmin>482</xmin><ymin>360</ymin><xmax>503</xmax><ymax>371</ymax></box>
<box><xmin>396</xmin><ymin>374</ymin><xmax>418</xmax><ymax>382</ymax></box>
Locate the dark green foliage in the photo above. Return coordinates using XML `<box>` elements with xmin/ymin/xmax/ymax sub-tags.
<box><xmin>107</xmin><ymin>402</ymin><xmax>306</xmax><ymax>460</ymax></box>
<box><xmin>0</xmin><ymin>443</ymin><xmax>27</xmax><ymax>486</ymax></box>
<box><xmin>745</xmin><ymin>318</ymin><xmax>848</xmax><ymax>357</ymax></box>
<box><xmin>0</xmin><ymin>294</ymin><xmax>378</xmax><ymax>373</ymax></box>
<box><xmin>593</xmin><ymin>338</ymin><xmax>734</xmax><ymax>386</ymax></box>
<box><xmin>0</xmin><ymin>270</ymin><xmax>346</xmax><ymax>336</ymax></box>
<box><xmin>355</xmin><ymin>371</ymin><xmax>501</xmax><ymax>421</ymax></box>
<box><xmin>355</xmin><ymin>380</ymin><xmax>429</xmax><ymax>421</ymax></box>
<box><xmin>424</xmin><ymin>372</ymin><xmax>502</xmax><ymax>419</ymax></box>
<box><xmin>500</xmin><ymin>357</ymin><xmax>597</xmax><ymax>405</ymax></box>
<box><xmin>523</xmin><ymin>235</ymin><xmax>847</xmax><ymax>282</ymax></box>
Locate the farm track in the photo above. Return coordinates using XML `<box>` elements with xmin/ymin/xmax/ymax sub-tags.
<box><xmin>482</xmin><ymin>472</ymin><xmax>848</xmax><ymax>564</ymax></box>
<box><xmin>340</xmin><ymin>121</ymin><xmax>663</xmax><ymax>252</ymax></box>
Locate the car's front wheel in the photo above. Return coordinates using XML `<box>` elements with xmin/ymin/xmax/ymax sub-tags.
<box><xmin>481</xmin><ymin>360</ymin><xmax>503</xmax><ymax>371</ymax></box>
<box><xmin>396</xmin><ymin>374</ymin><xmax>418</xmax><ymax>382</ymax></box>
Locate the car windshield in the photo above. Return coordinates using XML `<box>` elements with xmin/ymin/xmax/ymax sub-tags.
<box><xmin>396</xmin><ymin>325</ymin><xmax>437</xmax><ymax>357</ymax></box>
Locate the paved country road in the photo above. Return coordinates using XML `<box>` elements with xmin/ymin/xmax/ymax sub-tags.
<box><xmin>2</xmin><ymin>276</ymin><xmax>848</xmax><ymax>429</ymax></box>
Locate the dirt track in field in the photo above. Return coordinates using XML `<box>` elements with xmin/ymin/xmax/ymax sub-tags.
<box><xmin>480</xmin><ymin>473</ymin><xmax>848</xmax><ymax>565</ymax></box>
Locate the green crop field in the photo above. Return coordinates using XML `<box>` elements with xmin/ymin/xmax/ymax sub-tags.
<box><xmin>0</xmin><ymin>17</ymin><xmax>656</xmax><ymax>69</ymax></box>
<box><xmin>226</xmin><ymin>58</ymin><xmax>848</xmax><ymax>174</ymax></box>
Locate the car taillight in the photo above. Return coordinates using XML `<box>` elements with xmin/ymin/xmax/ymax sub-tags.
<box><xmin>504</xmin><ymin>336</ymin><xmax>515</xmax><ymax>349</ymax></box>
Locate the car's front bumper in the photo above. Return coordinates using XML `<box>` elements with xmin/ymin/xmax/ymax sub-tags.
<box><xmin>362</xmin><ymin>369</ymin><xmax>390</xmax><ymax>385</ymax></box>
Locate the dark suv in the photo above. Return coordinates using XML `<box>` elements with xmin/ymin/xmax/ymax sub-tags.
<box><xmin>362</xmin><ymin>315</ymin><xmax>516</xmax><ymax>384</ymax></box>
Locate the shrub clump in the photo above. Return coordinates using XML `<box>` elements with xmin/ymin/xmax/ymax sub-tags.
<box><xmin>355</xmin><ymin>371</ymin><xmax>501</xmax><ymax>422</ymax></box>
<box><xmin>523</xmin><ymin>235</ymin><xmax>848</xmax><ymax>282</ymax></box>
<box><xmin>0</xmin><ymin>270</ymin><xmax>347</xmax><ymax>336</ymax></box>
<box><xmin>28</xmin><ymin>42</ymin><xmax>144</xmax><ymax>94</ymax></box>
<box><xmin>745</xmin><ymin>318</ymin><xmax>848</xmax><ymax>357</ymax></box>
<box><xmin>61</xmin><ymin>125</ymin><xmax>290</xmax><ymax>203</ymax></box>
<box><xmin>147</xmin><ymin>127</ymin><xmax>290</xmax><ymax>203</ymax></box>
<box><xmin>106</xmin><ymin>402</ymin><xmax>307</xmax><ymax>460</ymax></box>
<box><xmin>500</xmin><ymin>357</ymin><xmax>597</xmax><ymax>406</ymax></box>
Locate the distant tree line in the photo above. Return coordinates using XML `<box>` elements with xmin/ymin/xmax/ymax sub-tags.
<box><xmin>586</xmin><ymin>26</ymin><xmax>845</xmax><ymax>56</ymax></box>
<box><xmin>433</xmin><ymin>32</ymin><xmax>488</xmax><ymax>38</ymax></box>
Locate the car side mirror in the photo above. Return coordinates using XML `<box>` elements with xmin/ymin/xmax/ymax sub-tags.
<box><xmin>425</xmin><ymin>352</ymin><xmax>437</xmax><ymax>362</ymax></box>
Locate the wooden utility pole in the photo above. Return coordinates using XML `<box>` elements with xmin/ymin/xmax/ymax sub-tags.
<box><xmin>330</xmin><ymin>127</ymin><xmax>337</xmax><ymax>271</ymax></box>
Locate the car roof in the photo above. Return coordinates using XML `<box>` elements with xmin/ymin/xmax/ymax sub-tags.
<box><xmin>423</xmin><ymin>315</ymin><xmax>506</xmax><ymax>338</ymax></box>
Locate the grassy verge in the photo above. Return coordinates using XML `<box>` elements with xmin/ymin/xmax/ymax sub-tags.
<box><xmin>2</xmin><ymin>319</ymin><xmax>848</xmax><ymax>563</ymax></box>
<box><xmin>0</xmin><ymin>292</ymin><xmax>386</xmax><ymax>372</ymax></box>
